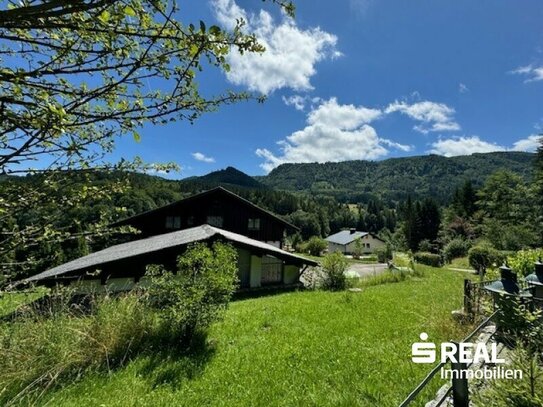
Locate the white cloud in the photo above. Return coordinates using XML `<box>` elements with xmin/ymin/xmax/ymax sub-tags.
<box><xmin>459</xmin><ymin>83</ymin><xmax>469</xmax><ymax>93</ymax></box>
<box><xmin>307</xmin><ymin>97</ymin><xmax>382</xmax><ymax>129</ymax></box>
<box><xmin>192</xmin><ymin>152</ymin><xmax>215</xmax><ymax>163</ymax></box>
<box><xmin>511</xmin><ymin>65</ymin><xmax>543</xmax><ymax>82</ymax></box>
<box><xmin>428</xmin><ymin>136</ymin><xmax>505</xmax><ymax>157</ymax></box>
<box><xmin>282</xmin><ymin>95</ymin><xmax>307</xmax><ymax>111</ymax></box>
<box><xmin>385</xmin><ymin>100</ymin><xmax>460</xmax><ymax>134</ymax></box>
<box><xmin>512</xmin><ymin>134</ymin><xmax>542</xmax><ymax>152</ymax></box>
<box><xmin>282</xmin><ymin>94</ymin><xmax>323</xmax><ymax>111</ymax></box>
<box><xmin>211</xmin><ymin>0</ymin><xmax>340</xmax><ymax>94</ymax></box>
<box><xmin>256</xmin><ymin>98</ymin><xmax>411</xmax><ymax>172</ymax></box>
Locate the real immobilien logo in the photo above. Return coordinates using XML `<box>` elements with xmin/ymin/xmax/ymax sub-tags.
<box><xmin>411</xmin><ymin>333</ymin><xmax>522</xmax><ymax>380</ymax></box>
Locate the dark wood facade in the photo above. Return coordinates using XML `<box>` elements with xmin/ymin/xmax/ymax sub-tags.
<box><xmin>114</xmin><ymin>187</ymin><xmax>297</xmax><ymax>246</ymax></box>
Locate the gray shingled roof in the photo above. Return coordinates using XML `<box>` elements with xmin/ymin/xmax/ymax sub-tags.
<box><xmin>325</xmin><ymin>230</ymin><xmax>369</xmax><ymax>245</ymax></box>
<box><xmin>25</xmin><ymin>225</ymin><xmax>317</xmax><ymax>282</ymax></box>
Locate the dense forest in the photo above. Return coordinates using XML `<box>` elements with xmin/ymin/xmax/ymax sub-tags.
<box><xmin>258</xmin><ymin>151</ymin><xmax>536</xmax><ymax>203</ymax></box>
<box><xmin>1</xmin><ymin>150</ymin><xmax>542</xmax><ymax>283</ymax></box>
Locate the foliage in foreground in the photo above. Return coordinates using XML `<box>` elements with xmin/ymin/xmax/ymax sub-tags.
<box><xmin>474</xmin><ymin>300</ymin><xmax>543</xmax><ymax>406</ymax></box>
<box><xmin>320</xmin><ymin>251</ymin><xmax>350</xmax><ymax>291</ymax></box>
<box><xmin>507</xmin><ymin>248</ymin><xmax>543</xmax><ymax>277</ymax></box>
<box><xmin>0</xmin><ymin>243</ymin><xmax>237</xmax><ymax>405</ymax></box>
<box><xmin>31</xmin><ymin>266</ymin><xmax>472</xmax><ymax>407</ymax></box>
<box><xmin>146</xmin><ymin>242</ymin><xmax>238</xmax><ymax>343</ymax></box>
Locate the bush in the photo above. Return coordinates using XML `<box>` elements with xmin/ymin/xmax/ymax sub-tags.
<box><xmin>418</xmin><ymin>239</ymin><xmax>433</xmax><ymax>253</ymax></box>
<box><xmin>508</xmin><ymin>248</ymin><xmax>543</xmax><ymax>277</ymax></box>
<box><xmin>321</xmin><ymin>252</ymin><xmax>349</xmax><ymax>291</ymax></box>
<box><xmin>146</xmin><ymin>242</ymin><xmax>238</xmax><ymax>343</ymax></box>
<box><xmin>468</xmin><ymin>243</ymin><xmax>500</xmax><ymax>276</ymax></box>
<box><xmin>375</xmin><ymin>245</ymin><xmax>393</xmax><ymax>263</ymax></box>
<box><xmin>305</xmin><ymin>236</ymin><xmax>328</xmax><ymax>257</ymax></box>
<box><xmin>442</xmin><ymin>237</ymin><xmax>471</xmax><ymax>263</ymax></box>
<box><xmin>414</xmin><ymin>252</ymin><xmax>442</xmax><ymax>267</ymax></box>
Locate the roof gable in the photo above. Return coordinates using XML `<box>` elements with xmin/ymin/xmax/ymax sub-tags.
<box><xmin>325</xmin><ymin>230</ymin><xmax>369</xmax><ymax>245</ymax></box>
<box><xmin>113</xmin><ymin>186</ymin><xmax>298</xmax><ymax>231</ymax></box>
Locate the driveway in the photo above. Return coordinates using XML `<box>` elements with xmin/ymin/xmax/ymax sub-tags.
<box><xmin>345</xmin><ymin>263</ymin><xmax>388</xmax><ymax>279</ymax></box>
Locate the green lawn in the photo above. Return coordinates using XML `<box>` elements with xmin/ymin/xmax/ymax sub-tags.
<box><xmin>0</xmin><ymin>289</ymin><xmax>46</xmax><ymax>318</ymax></box>
<box><xmin>37</xmin><ymin>267</ymin><xmax>473</xmax><ymax>407</ymax></box>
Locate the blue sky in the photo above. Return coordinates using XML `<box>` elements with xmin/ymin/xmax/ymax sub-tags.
<box><xmin>114</xmin><ymin>0</ymin><xmax>543</xmax><ymax>178</ymax></box>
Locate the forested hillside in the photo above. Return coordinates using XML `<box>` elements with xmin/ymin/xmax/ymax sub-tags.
<box><xmin>2</xmin><ymin>151</ymin><xmax>540</xmax><ymax>282</ymax></box>
<box><xmin>258</xmin><ymin>152</ymin><xmax>536</xmax><ymax>203</ymax></box>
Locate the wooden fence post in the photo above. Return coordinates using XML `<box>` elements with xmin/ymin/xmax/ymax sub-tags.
<box><xmin>451</xmin><ymin>341</ymin><xmax>469</xmax><ymax>407</ymax></box>
<box><xmin>464</xmin><ymin>279</ymin><xmax>472</xmax><ymax>319</ymax></box>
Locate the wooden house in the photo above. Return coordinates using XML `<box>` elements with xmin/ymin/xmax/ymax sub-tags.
<box><xmin>25</xmin><ymin>188</ymin><xmax>317</xmax><ymax>291</ymax></box>
<box><xmin>113</xmin><ymin>186</ymin><xmax>296</xmax><ymax>248</ymax></box>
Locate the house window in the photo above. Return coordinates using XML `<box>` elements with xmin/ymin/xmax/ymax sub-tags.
<box><xmin>248</xmin><ymin>218</ymin><xmax>261</xmax><ymax>231</ymax></box>
<box><xmin>165</xmin><ymin>216</ymin><xmax>181</xmax><ymax>229</ymax></box>
<box><xmin>206</xmin><ymin>215</ymin><xmax>223</xmax><ymax>228</ymax></box>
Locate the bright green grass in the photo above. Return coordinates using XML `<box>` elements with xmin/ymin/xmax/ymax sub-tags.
<box><xmin>0</xmin><ymin>289</ymin><xmax>46</xmax><ymax>318</ymax></box>
<box><xmin>447</xmin><ymin>257</ymin><xmax>471</xmax><ymax>269</ymax></box>
<box><xmin>38</xmin><ymin>267</ymin><xmax>472</xmax><ymax>407</ymax></box>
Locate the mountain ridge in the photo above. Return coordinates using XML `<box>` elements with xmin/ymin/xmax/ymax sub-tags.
<box><xmin>191</xmin><ymin>152</ymin><xmax>536</xmax><ymax>203</ymax></box>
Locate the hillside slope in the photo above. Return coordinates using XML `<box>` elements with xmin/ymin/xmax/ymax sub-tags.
<box><xmin>258</xmin><ymin>152</ymin><xmax>536</xmax><ymax>202</ymax></box>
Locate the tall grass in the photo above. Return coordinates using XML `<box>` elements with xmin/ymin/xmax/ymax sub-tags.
<box><xmin>0</xmin><ymin>291</ymin><xmax>160</xmax><ymax>405</ymax></box>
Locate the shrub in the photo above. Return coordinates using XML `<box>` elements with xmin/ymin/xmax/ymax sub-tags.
<box><xmin>442</xmin><ymin>238</ymin><xmax>471</xmax><ymax>263</ymax></box>
<box><xmin>375</xmin><ymin>245</ymin><xmax>393</xmax><ymax>263</ymax></box>
<box><xmin>508</xmin><ymin>248</ymin><xmax>543</xmax><ymax>277</ymax></box>
<box><xmin>305</xmin><ymin>236</ymin><xmax>328</xmax><ymax>257</ymax></box>
<box><xmin>418</xmin><ymin>239</ymin><xmax>433</xmax><ymax>253</ymax></box>
<box><xmin>321</xmin><ymin>252</ymin><xmax>349</xmax><ymax>291</ymax></box>
<box><xmin>468</xmin><ymin>243</ymin><xmax>500</xmax><ymax>276</ymax></box>
<box><xmin>414</xmin><ymin>252</ymin><xmax>442</xmax><ymax>267</ymax></box>
<box><xmin>146</xmin><ymin>242</ymin><xmax>238</xmax><ymax>343</ymax></box>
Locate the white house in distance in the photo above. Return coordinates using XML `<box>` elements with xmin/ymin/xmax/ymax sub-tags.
<box><xmin>325</xmin><ymin>229</ymin><xmax>385</xmax><ymax>255</ymax></box>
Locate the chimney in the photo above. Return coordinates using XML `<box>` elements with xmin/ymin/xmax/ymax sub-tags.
<box><xmin>350</xmin><ymin>228</ymin><xmax>356</xmax><ymax>235</ymax></box>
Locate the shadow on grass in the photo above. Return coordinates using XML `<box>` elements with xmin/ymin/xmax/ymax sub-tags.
<box><xmin>137</xmin><ymin>331</ymin><xmax>217</xmax><ymax>389</ymax></box>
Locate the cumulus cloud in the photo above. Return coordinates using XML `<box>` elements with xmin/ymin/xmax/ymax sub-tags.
<box><xmin>385</xmin><ymin>101</ymin><xmax>460</xmax><ymax>134</ymax></box>
<box><xmin>512</xmin><ymin>134</ymin><xmax>542</xmax><ymax>152</ymax></box>
<box><xmin>428</xmin><ymin>136</ymin><xmax>505</xmax><ymax>157</ymax></box>
<box><xmin>511</xmin><ymin>65</ymin><xmax>543</xmax><ymax>82</ymax></box>
<box><xmin>282</xmin><ymin>95</ymin><xmax>322</xmax><ymax>111</ymax></box>
<box><xmin>282</xmin><ymin>95</ymin><xmax>307</xmax><ymax>111</ymax></box>
<box><xmin>192</xmin><ymin>152</ymin><xmax>215</xmax><ymax>163</ymax></box>
<box><xmin>256</xmin><ymin>98</ymin><xmax>411</xmax><ymax>172</ymax></box>
<box><xmin>211</xmin><ymin>0</ymin><xmax>340</xmax><ymax>94</ymax></box>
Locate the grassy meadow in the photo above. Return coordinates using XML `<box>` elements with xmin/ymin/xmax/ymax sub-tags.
<box><xmin>6</xmin><ymin>266</ymin><xmax>474</xmax><ymax>407</ymax></box>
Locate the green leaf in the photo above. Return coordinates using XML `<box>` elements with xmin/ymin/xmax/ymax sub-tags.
<box><xmin>132</xmin><ymin>131</ymin><xmax>141</xmax><ymax>142</ymax></box>
<box><xmin>124</xmin><ymin>6</ymin><xmax>136</xmax><ymax>17</ymax></box>
<box><xmin>98</xmin><ymin>10</ymin><xmax>110</xmax><ymax>24</ymax></box>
